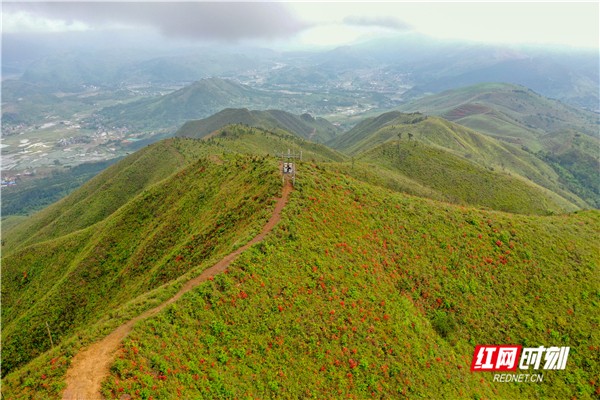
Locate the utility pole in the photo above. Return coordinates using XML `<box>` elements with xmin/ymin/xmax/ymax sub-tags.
<box><xmin>275</xmin><ymin>149</ymin><xmax>301</xmax><ymax>186</ymax></box>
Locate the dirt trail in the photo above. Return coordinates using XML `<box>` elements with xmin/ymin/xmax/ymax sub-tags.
<box><xmin>62</xmin><ymin>179</ymin><xmax>293</xmax><ymax>400</ymax></box>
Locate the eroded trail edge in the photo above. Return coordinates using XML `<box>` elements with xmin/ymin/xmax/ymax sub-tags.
<box><xmin>62</xmin><ymin>180</ymin><xmax>293</xmax><ymax>400</ymax></box>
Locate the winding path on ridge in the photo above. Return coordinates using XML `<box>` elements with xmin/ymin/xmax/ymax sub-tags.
<box><xmin>62</xmin><ymin>179</ymin><xmax>293</xmax><ymax>400</ymax></box>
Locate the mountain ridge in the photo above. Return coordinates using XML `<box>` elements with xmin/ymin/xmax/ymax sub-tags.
<box><xmin>96</xmin><ymin>78</ymin><xmax>272</xmax><ymax>130</ymax></box>
<box><xmin>399</xmin><ymin>83</ymin><xmax>598</xmax><ymax>144</ymax></box>
<box><xmin>62</xmin><ymin>179</ymin><xmax>293</xmax><ymax>399</ymax></box>
<box><xmin>176</xmin><ymin>108</ymin><xmax>341</xmax><ymax>143</ymax></box>
<box><xmin>2</xmin><ymin>129</ymin><xmax>599</xmax><ymax>399</ymax></box>
<box><xmin>397</xmin><ymin>83</ymin><xmax>600</xmax><ymax>206</ymax></box>
<box><xmin>328</xmin><ymin>111</ymin><xmax>589</xmax><ymax>209</ymax></box>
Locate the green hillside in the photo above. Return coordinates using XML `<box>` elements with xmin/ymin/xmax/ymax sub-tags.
<box><xmin>354</xmin><ymin>140</ymin><xmax>577</xmax><ymax>215</ymax></box>
<box><xmin>4</xmin><ymin>161</ymin><xmax>597</xmax><ymax>399</ymax></box>
<box><xmin>3</xmin><ymin>139</ymin><xmax>205</xmax><ymax>254</ymax></box>
<box><xmin>398</xmin><ymin>83</ymin><xmax>600</xmax><ymax>207</ymax></box>
<box><xmin>3</xmin><ymin>127</ymin><xmax>344</xmax><ymax>256</ymax></box>
<box><xmin>1</xmin><ymin>126</ymin><xmax>346</xmax><ymax>376</ymax></box>
<box><xmin>176</xmin><ymin>108</ymin><xmax>341</xmax><ymax>143</ymax></box>
<box><xmin>100</xmin><ymin>165</ymin><xmax>598</xmax><ymax>399</ymax></box>
<box><xmin>536</xmin><ymin>131</ymin><xmax>600</xmax><ymax>208</ymax></box>
<box><xmin>2</xmin><ymin>122</ymin><xmax>599</xmax><ymax>399</ymax></box>
<box><xmin>97</xmin><ymin>78</ymin><xmax>276</xmax><ymax>130</ymax></box>
<box><xmin>327</xmin><ymin>111</ymin><xmax>426</xmax><ymax>152</ymax></box>
<box><xmin>1</xmin><ymin>151</ymin><xmax>283</xmax><ymax>377</ymax></box>
<box><xmin>399</xmin><ymin>83</ymin><xmax>598</xmax><ymax>145</ymax></box>
<box><xmin>187</xmin><ymin>124</ymin><xmax>346</xmax><ymax>163</ymax></box>
<box><xmin>329</xmin><ymin>112</ymin><xmax>588</xmax><ymax>210</ymax></box>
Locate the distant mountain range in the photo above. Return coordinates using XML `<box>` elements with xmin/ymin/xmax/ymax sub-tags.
<box><xmin>93</xmin><ymin>77</ymin><xmax>378</xmax><ymax>131</ymax></box>
<box><xmin>173</xmin><ymin>103</ymin><xmax>595</xmax><ymax>213</ymax></box>
<box><xmin>398</xmin><ymin>83</ymin><xmax>598</xmax><ymax>146</ymax></box>
<box><xmin>342</xmin><ymin>36</ymin><xmax>599</xmax><ymax>110</ymax></box>
<box><xmin>397</xmin><ymin>83</ymin><xmax>600</xmax><ymax>207</ymax></box>
<box><xmin>13</xmin><ymin>47</ymin><xmax>272</xmax><ymax>89</ymax></box>
<box><xmin>12</xmin><ymin>83</ymin><xmax>600</xmax><ymax>212</ymax></box>
<box><xmin>328</xmin><ymin>111</ymin><xmax>588</xmax><ymax>210</ymax></box>
<box><xmin>7</xmin><ymin>33</ymin><xmax>598</xmax><ymax>111</ymax></box>
<box><xmin>3</xmin><ymin>79</ymin><xmax>598</xmax><ymax>215</ymax></box>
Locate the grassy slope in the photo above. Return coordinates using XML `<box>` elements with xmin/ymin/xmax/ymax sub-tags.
<box><xmin>189</xmin><ymin>124</ymin><xmax>347</xmax><ymax>163</ymax></box>
<box><xmin>92</xmin><ymin>163</ymin><xmax>599</xmax><ymax>399</ymax></box>
<box><xmin>2</xmin><ymin>159</ymin><xmax>599</xmax><ymax>399</ymax></box>
<box><xmin>327</xmin><ymin>111</ymin><xmax>422</xmax><ymax>152</ymax></box>
<box><xmin>1</xmin><ymin>154</ymin><xmax>281</xmax><ymax>378</ymax></box>
<box><xmin>1</xmin><ymin>215</ymin><xmax>29</xmax><ymax>233</ymax></box>
<box><xmin>329</xmin><ymin>113</ymin><xmax>587</xmax><ymax>210</ymax></box>
<box><xmin>2</xmin><ymin>139</ymin><xmax>197</xmax><ymax>254</ymax></box>
<box><xmin>398</xmin><ymin>83</ymin><xmax>598</xmax><ymax>144</ymax></box>
<box><xmin>537</xmin><ymin>131</ymin><xmax>600</xmax><ymax>208</ymax></box>
<box><xmin>397</xmin><ymin>83</ymin><xmax>600</xmax><ymax>207</ymax></box>
<box><xmin>355</xmin><ymin>141</ymin><xmax>576</xmax><ymax>215</ymax></box>
<box><xmin>176</xmin><ymin>108</ymin><xmax>341</xmax><ymax>143</ymax></box>
<box><xmin>329</xmin><ymin>161</ymin><xmax>450</xmax><ymax>204</ymax></box>
<box><xmin>3</xmin><ymin>128</ymin><xmax>344</xmax><ymax>255</ymax></box>
<box><xmin>1</xmin><ymin>127</ymin><xmax>344</xmax><ymax>383</ymax></box>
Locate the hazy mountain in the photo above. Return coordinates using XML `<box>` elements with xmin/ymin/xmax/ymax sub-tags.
<box><xmin>399</xmin><ymin>83</ymin><xmax>598</xmax><ymax>144</ymax></box>
<box><xmin>10</xmin><ymin>32</ymin><xmax>597</xmax><ymax>110</ymax></box>
<box><xmin>314</xmin><ymin>36</ymin><xmax>599</xmax><ymax>110</ymax></box>
<box><xmin>400</xmin><ymin>49</ymin><xmax>599</xmax><ymax>111</ymax></box>
<box><xmin>176</xmin><ymin>108</ymin><xmax>341</xmax><ymax>143</ymax></box>
<box><xmin>11</xmin><ymin>43</ymin><xmax>278</xmax><ymax>90</ymax></box>
<box><xmin>95</xmin><ymin>78</ymin><xmax>280</xmax><ymax>130</ymax></box>
<box><xmin>93</xmin><ymin>77</ymin><xmax>387</xmax><ymax>132</ymax></box>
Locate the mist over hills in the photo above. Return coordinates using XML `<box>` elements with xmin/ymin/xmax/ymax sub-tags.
<box><xmin>6</xmin><ymin>43</ymin><xmax>275</xmax><ymax>90</ymax></box>
<box><xmin>403</xmin><ymin>53</ymin><xmax>599</xmax><ymax>111</ymax></box>
<box><xmin>5</xmin><ymin>33</ymin><xmax>598</xmax><ymax>110</ymax></box>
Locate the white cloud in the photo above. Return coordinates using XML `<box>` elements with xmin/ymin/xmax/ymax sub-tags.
<box><xmin>289</xmin><ymin>2</ymin><xmax>599</xmax><ymax>49</ymax></box>
<box><xmin>3</xmin><ymin>10</ymin><xmax>90</xmax><ymax>33</ymax></box>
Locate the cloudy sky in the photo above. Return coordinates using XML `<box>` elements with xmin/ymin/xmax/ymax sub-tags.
<box><xmin>2</xmin><ymin>1</ymin><xmax>599</xmax><ymax>50</ymax></box>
